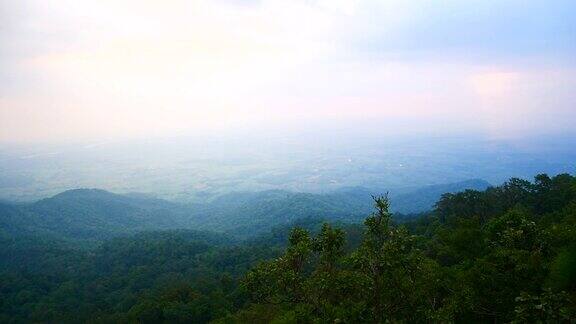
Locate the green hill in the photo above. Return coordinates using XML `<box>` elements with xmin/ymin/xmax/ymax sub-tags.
<box><xmin>0</xmin><ymin>180</ymin><xmax>492</xmax><ymax>241</ymax></box>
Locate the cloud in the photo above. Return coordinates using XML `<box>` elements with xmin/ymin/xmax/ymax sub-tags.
<box><xmin>469</xmin><ymin>71</ymin><xmax>519</xmax><ymax>99</ymax></box>
<box><xmin>352</xmin><ymin>0</ymin><xmax>576</xmax><ymax>62</ymax></box>
<box><xmin>0</xmin><ymin>0</ymin><xmax>575</xmax><ymax>142</ymax></box>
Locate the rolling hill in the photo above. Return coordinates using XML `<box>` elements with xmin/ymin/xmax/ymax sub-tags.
<box><xmin>0</xmin><ymin>179</ymin><xmax>492</xmax><ymax>241</ymax></box>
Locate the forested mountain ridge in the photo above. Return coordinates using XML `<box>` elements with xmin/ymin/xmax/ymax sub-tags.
<box><xmin>0</xmin><ymin>179</ymin><xmax>490</xmax><ymax>241</ymax></box>
<box><xmin>194</xmin><ymin>178</ymin><xmax>490</xmax><ymax>236</ymax></box>
<box><xmin>233</xmin><ymin>173</ymin><xmax>576</xmax><ymax>322</ymax></box>
<box><xmin>392</xmin><ymin>178</ymin><xmax>490</xmax><ymax>213</ymax></box>
<box><xmin>0</xmin><ymin>173</ymin><xmax>574</xmax><ymax>323</ymax></box>
<box><xmin>0</xmin><ymin>189</ymin><xmax>192</xmax><ymax>241</ymax></box>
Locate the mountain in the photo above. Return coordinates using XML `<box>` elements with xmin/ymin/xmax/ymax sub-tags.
<box><xmin>323</xmin><ymin>179</ymin><xmax>492</xmax><ymax>215</ymax></box>
<box><xmin>190</xmin><ymin>190</ymin><xmax>370</xmax><ymax>237</ymax></box>
<box><xmin>186</xmin><ymin>179</ymin><xmax>492</xmax><ymax>236</ymax></box>
<box><xmin>390</xmin><ymin>179</ymin><xmax>492</xmax><ymax>214</ymax></box>
<box><xmin>0</xmin><ymin>189</ymin><xmax>193</xmax><ymax>241</ymax></box>
<box><xmin>2</xmin><ymin>173</ymin><xmax>574</xmax><ymax>323</ymax></box>
<box><xmin>0</xmin><ymin>179</ymin><xmax>491</xmax><ymax>241</ymax></box>
<box><xmin>0</xmin><ymin>202</ymin><xmax>46</xmax><ymax>239</ymax></box>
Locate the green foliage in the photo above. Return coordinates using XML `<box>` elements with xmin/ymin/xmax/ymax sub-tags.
<box><xmin>513</xmin><ymin>289</ymin><xmax>575</xmax><ymax>323</ymax></box>
<box><xmin>239</xmin><ymin>174</ymin><xmax>576</xmax><ymax>322</ymax></box>
<box><xmin>0</xmin><ymin>179</ymin><xmax>491</xmax><ymax>242</ymax></box>
<box><xmin>1</xmin><ymin>173</ymin><xmax>576</xmax><ymax>323</ymax></box>
<box><xmin>0</xmin><ymin>230</ymin><xmax>279</xmax><ymax>323</ymax></box>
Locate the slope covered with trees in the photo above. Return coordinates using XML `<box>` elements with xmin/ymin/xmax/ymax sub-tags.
<box><xmin>233</xmin><ymin>173</ymin><xmax>576</xmax><ymax>322</ymax></box>
<box><xmin>0</xmin><ymin>179</ymin><xmax>489</xmax><ymax>242</ymax></box>
<box><xmin>0</xmin><ymin>173</ymin><xmax>574</xmax><ymax>323</ymax></box>
<box><xmin>0</xmin><ymin>189</ymin><xmax>194</xmax><ymax>242</ymax></box>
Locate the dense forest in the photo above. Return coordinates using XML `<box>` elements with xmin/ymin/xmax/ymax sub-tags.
<box><xmin>0</xmin><ymin>179</ymin><xmax>489</xmax><ymax>241</ymax></box>
<box><xmin>1</xmin><ymin>173</ymin><xmax>575</xmax><ymax>323</ymax></box>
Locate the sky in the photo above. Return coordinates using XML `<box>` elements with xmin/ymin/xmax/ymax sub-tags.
<box><xmin>1</xmin><ymin>0</ymin><xmax>575</xmax><ymax>143</ymax></box>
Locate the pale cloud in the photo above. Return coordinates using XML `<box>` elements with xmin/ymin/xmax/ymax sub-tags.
<box><xmin>469</xmin><ymin>71</ymin><xmax>520</xmax><ymax>99</ymax></box>
<box><xmin>0</xmin><ymin>0</ymin><xmax>575</xmax><ymax>142</ymax></box>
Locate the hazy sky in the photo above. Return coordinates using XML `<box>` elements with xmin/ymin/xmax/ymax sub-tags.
<box><xmin>1</xmin><ymin>0</ymin><xmax>575</xmax><ymax>143</ymax></box>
